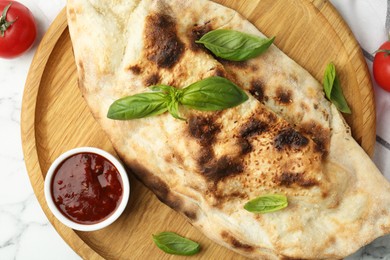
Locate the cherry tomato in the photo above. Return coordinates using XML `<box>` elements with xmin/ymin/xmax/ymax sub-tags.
<box><xmin>0</xmin><ymin>1</ymin><xmax>37</xmax><ymax>59</ymax></box>
<box><xmin>373</xmin><ymin>41</ymin><xmax>390</xmax><ymax>92</ymax></box>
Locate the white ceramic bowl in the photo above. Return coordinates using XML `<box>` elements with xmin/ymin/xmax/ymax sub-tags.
<box><xmin>44</xmin><ymin>147</ymin><xmax>130</xmax><ymax>231</ymax></box>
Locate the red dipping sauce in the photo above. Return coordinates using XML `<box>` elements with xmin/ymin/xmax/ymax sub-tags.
<box><xmin>51</xmin><ymin>152</ymin><xmax>123</xmax><ymax>225</ymax></box>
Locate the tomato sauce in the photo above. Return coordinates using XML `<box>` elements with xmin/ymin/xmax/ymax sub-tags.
<box><xmin>51</xmin><ymin>152</ymin><xmax>123</xmax><ymax>225</ymax></box>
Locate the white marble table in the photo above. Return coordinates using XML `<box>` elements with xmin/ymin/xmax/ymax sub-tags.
<box><xmin>0</xmin><ymin>0</ymin><xmax>389</xmax><ymax>259</ymax></box>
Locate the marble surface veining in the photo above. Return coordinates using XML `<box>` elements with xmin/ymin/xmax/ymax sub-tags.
<box><xmin>0</xmin><ymin>0</ymin><xmax>389</xmax><ymax>259</ymax></box>
<box><xmin>0</xmin><ymin>1</ymin><xmax>79</xmax><ymax>259</ymax></box>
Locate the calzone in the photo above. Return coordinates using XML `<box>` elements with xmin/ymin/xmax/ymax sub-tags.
<box><xmin>66</xmin><ymin>0</ymin><xmax>390</xmax><ymax>259</ymax></box>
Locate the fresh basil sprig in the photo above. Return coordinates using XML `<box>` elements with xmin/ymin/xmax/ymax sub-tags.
<box><xmin>107</xmin><ymin>76</ymin><xmax>248</xmax><ymax>120</ymax></box>
<box><xmin>151</xmin><ymin>85</ymin><xmax>185</xmax><ymax>120</ymax></box>
<box><xmin>196</xmin><ymin>29</ymin><xmax>275</xmax><ymax>61</ymax></box>
<box><xmin>244</xmin><ymin>194</ymin><xmax>288</xmax><ymax>214</ymax></box>
<box><xmin>323</xmin><ymin>62</ymin><xmax>351</xmax><ymax>114</ymax></box>
<box><xmin>152</xmin><ymin>232</ymin><xmax>200</xmax><ymax>256</ymax></box>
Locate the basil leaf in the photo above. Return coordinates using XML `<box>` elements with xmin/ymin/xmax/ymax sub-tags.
<box><xmin>196</xmin><ymin>29</ymin><xmax>275</xmax><ymax>61</ymax></box>
<box><xmin>154</xmin><ymin>85</ymin><xmax>186</xmax><ymax>120</ymax></box>
<box><xmin>167</xmin><ymin>99</ymin><xmax>185</xmax><ymax>120</ymax></box>
<box><xmin>323</xmin><ymin>62</ymin><xmax>335</xmax><ymax>99</ymax></box>
<box><xmin>323</xmin><ymin>62</ymin><xmax>351</xmax><ymax>114</ymax></box>
<box><xmin>150</xmin><ymin>84</ymin><xmax>176</xmax><ymax>94</ymax></box>
<box><xmin>152</xmin><ymin>232</ymin><xmax>200</xmax><ymax>256</ymax></box>
<box><xmin>180</xmin><ymin>76</ymin><xmax>248</xmax><ymax>111</ymax></box>
<box><xmin>244</xmin><ymin>194</ymin><xmax>288</xmax><ymax>214</ymax></box>
<box><xmin>107</xmin><ymin>92</ymin><xmax>167</xmax><ymax>120</ymax></box>
<box><xmin>107</xmin><ymin>77</ymin><xmax>249</xmax><ymax>121</ymax></box>
<box><xmin>330</xmin><ymin>76</ymin><xmax>352</xmax><ymax>114</ymax></box>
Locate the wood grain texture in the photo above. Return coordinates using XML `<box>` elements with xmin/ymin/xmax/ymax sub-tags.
<box><xmin>21</xmin><ymin>1</ymin><xmax>375</xmax><ymax>259</ymax></box>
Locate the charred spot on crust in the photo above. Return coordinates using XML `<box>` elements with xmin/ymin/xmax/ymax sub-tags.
<box><xmin>240</xmin><ymin>118</ymin><xmax>269</xmax><ymax>138</ymax></box>
<box><xmin>132</xmin><ymin>165</ymin><xmax>169</xmax><ymax>202</ymax></box>
<box><xmin>161</xmin><ymin>193</ymin><xmax>183</xmax><ymax>212</ymax></box>
<box><xmin>198</xmin><ymin>147</ymin><xmax>214</xmax><ymax>165</ymax></box>
<box><xmin>249</xmin><ymin>80</ymin><xmax>265</xmax><ymax>102</ymax></box>
<box><xmin>312</xmin><ymin>137</ymin><xmax>328</xmax><ymax>156</ymax></box>
<box><xmin>299</xmin><ymin>121</ymin><xmax>330</xmax><ymax>156</ymax></box>
<box><xmin>145</xmin><ymin>73</ymin><xmax>160</xmax><ymax>86</ymax></box>
<box><xmin>267</xmin><ymin>112</ymin><xmax>278</xmax><ymax>123</ymax></box>
<box><xmin>300</xmin><ymin>102</ymin><xmax>309</xmax><ymax>111</ymax></box>
<box><xmin>281</xmin><ymin>256</ymin><xmax>303</xmax><ymax>260</ymax></box>
<box><xmin>213</xmin><ymin>191</ymin><xmax>249</xmax><ymax>208</ymax></box>
<box><xmin>130</xmin><ymin>161</ymin><xmax>199</xmax><ymax>221</ymax></box>
<box><xmin>173</xmin><ymin>152</ymin><xmax>184</xmax><ymax>165</ymax></box>
<box><xmin>183</xmin><ymin>210</ymin><xmax>198</xmax><ymax>221</ymax></box>
<box><xmin>275</xmin><ymin>172</ymin><xmax>318</xmax><ymax>187</ymax></box>
<box><xmin>188</xmin><ymin>115</ymin><xmax>244</xmax><ymax>183</ymax></box>
<box><xmin>135</xmin><ymin>168</ymin><xmax>176</xmax><ymax>207</ymax></box>
<box><xmin>275</xmin><ymin>128</ymin><xmax>309</xmax><ymax>151</ymax></box>
<box><xmin>201</xmin><ymin>155</ymin><xmax>243</xmax><ymax>182</ymax></box>
<box><xmin>214</xmin><ymin>67</ymin><xmax>226</xmax><ymax>77</ymax></box>
<box><xmin>163</xmin><ymin>151</ymin><xmax>184</xmax><ymax>165</ymax></box>
<box><xmin>251</xmin><ymin>65</ymin><xmax>258</xmax><ymax>72</ymax></box>
<box><xmin>221</xmin><ymin>231</ymin><xmax>254</xmax><ymax>252</ymax></box>
<box><xmin>219</xmin><ymin>59</ymin><xmax>248</xmax><ymax>68</ymax></box>
<box><xmin>129</xmin><ymin>162</ymin><xmax>188</xmax><ymax>217</ymax></box>
<box><xmin>275</xmin><ymin>87</ymin><xmax>293</xmax><ymax>104</ymax></box>
<box><xmin>238</xmin><ymin>139</ymin><xmax>252</xmax><ymax>155</ymax></box>
<box><xmin>238</xmin><ymin>118</ymin><xmax>269</xmax><ymax>155</ymax></box>
<box><xmin>128</xmin><ymin>65</ymin><xmax>142</xmax><ymax>75</ymax></box>
<box><xmin>188</xmin><ymin>115</ymin><xmax>221</xmax><ymax>146</ymax></box>
<box><xmin>144</xmin><ymin>13</ymin><xmax>184</xmax><ymax>69</ymax></box>
<box><xmin>77</xmin><ymin>60</ymin><xmax>85</xmax><ymax>84</ymax></box>
<box><xmin>189</xmin><ymin>22</ymin><xmax>212</xmax><ymax>51</ymax></box>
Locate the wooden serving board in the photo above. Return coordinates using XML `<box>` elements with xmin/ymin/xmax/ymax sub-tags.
<box><xmin>21</xmin><ymin>1</ymin><xmax>375</xmax><ymax>259</ymax></box>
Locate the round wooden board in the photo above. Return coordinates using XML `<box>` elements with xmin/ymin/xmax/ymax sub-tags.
<box><xmin>21</xmin><ymin>1</ymin><xmax>375</xmax><ymax>259</ymax></box>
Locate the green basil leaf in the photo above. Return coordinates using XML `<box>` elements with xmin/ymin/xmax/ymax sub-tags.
<box><xmin>180</xmin><ymin>76</ymin><xmax>248</xmax><ymax>111</ymax></box>
<box><xmin>196</xmin><ymin>29</ymin><xmax>275</xmax><ymax>61</ymax></box>
<box><xmin>152</xmin><ymin>232</ymin><xmax>200</xmax><ymax>256</ymax></box>
<box><xmin>244</xmin><ymin>194</ymin><xmax>288</xmax><ymax>214</ymax></box>
<box><xmin>154</xmin><ymin>85</ymin><xmax>186</xmax><ymax>120</ymax></box>
<box><xmin>330</xmin><ymin>76</ymin><xmax>352</xmax><ymax>114</ymax></box>
<box><xmin>323</xmin><ymin>62</ymin><xmax>351</xmax><ymax>114</ymax></box>
<box><xmin>167</xmin><ymin>100</ymin><xmax>185</xmax><ymax>120</ymax></box>
<box><xmin>323</xmin><ymin>62</ymin><xmax>336</xmax><ymax>99</ymax></box>
<box><xmin>150</xmin><ymin>84</ymin><xmax>176</xmax><ymax>94</ymax></box>
<box><xmin>107</xmin><ymin>92</ymin><xmax>167</xmax><ymax>120</ymax></box>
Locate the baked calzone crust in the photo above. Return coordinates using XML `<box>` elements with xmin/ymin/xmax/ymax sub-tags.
<box><xmin>67</xmin><ymin>0</ymin><xmax>390</xmax><ymax>258</ymax></box>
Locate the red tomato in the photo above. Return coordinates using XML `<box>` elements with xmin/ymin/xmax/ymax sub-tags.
<box><xmin>0</xmin><ymin>1</ymin><xmax>37</xmax><ymax>59</ymax></box>
<box><xmin>373</xmin><ymin>41</ymin><xmax>390</xmax><ymax>92</ymax></box>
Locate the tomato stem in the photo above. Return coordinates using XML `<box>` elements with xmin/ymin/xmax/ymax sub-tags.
<box><xmin>0</xmin><ymin>2</ymin><xmax>18</xmax><ymax>37</ymax></box>
<box><xmin>374</xmin><ymin>49</ymin><xmax>390</xmax><ymax>57</ymax></box>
